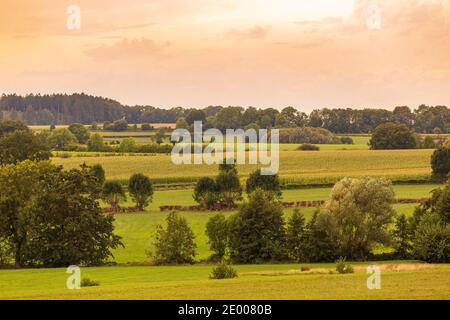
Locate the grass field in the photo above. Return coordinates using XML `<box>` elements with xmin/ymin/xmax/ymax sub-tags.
<box><xmin>52</xmin><ymin>149</ymin><xmax>434</xmax><ymax>185</ymax></box>
<box><xmin>0</xmin><ymin>262</ymin><xmax>448</xmax><ymax>299</ymax></box>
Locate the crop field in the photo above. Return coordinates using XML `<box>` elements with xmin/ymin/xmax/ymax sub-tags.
<box><xmin>52</xmin><ymin>149</ymin><xmax>434</xmax><ymax>185</ymax></box>
<box><xmin>0</xmin><ymin>262</ymin><xmax>449</xmax><ymax>300</ymax></box>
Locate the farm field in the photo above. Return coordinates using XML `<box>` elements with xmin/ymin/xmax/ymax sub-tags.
<box><xmin>52</xmin><ymin>149</ymin><xmax>434</xmax><ymax>185</ymax></box>
<box><xmin>0</xmin><ymin>262</ymin><xmax>449</xmax><ymax>299</ymax></box>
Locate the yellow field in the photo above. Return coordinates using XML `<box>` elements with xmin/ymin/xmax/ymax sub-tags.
<box><xmin>52</xmin><ymin>149</ymin><xmax>433</xmax><ymax>184</ymax></box>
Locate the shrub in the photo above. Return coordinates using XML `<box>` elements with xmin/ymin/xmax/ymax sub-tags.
<box><xmin>128</xmin><ymin>173</ymin><xmax>153</xmax><ymax>211</ymax></box>
<box><xmin>340</xmin><ymin>137</ymin><xmax>354</xmax><ymax>144</ymax></box>
<box><xmin>245</xmin><ymin>169</ymin><xmax>282</xmax><ymax>197</ymax></box>
<box><xmin>369</xmin><ymin>123</ymin><xmax>417</xmax><ymax>150</ymax></box>
<box><xmin>151</xmin><ymin>212</ymin><xmax>197</xmax><ymax>264</ymax></box>
<box><xmin>205</xmin><ymin>214</ymin><xmax>229</xmax><ymax>261</ymax></box>
<box><xmin>81</xmin><ymin>277</ymin><xmax>100</xmax><ymax>287</ymax></box>
<box><xmin>87</xmin><ymin>133</ymin><xmax>106</xmax><ymax>152</ymax></box>
<box><xmin>119</xmin><ymin>138</ymin><xmax>137</xmax><ymax>153</ymax></box>
<box><xmin>297</xmin><ymin>144</ymin><xmax>320</xmax><ymax>151</ymax></box>
<box><xmin>216</xmin><ymin>169</ymin><xmax>242</xmax><ymax>208</ymax></box>
<box><xmin>335</xmin><ymin>257</ymin><xmax>354</xmax><ymax>274</ymax></box>
<box><xmin>210</xmin><ymin>262</ymin><xmax>238</xmax><ymax>279</ymax></box>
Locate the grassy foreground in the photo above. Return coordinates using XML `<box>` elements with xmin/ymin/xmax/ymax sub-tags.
<box><xmin>0</xmin><ymin>262</ymin><xmax>449</xmax><ymax>299</ymax></box>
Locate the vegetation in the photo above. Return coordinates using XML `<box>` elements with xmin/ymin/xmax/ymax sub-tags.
<box><xmin>150</xmin><ymin>212</ymin><xmax>197</xmax><ymax>265</ymax></box>
<box><xmin>431</xmin><ymin>146</ymin><xmax>450</xmax><ymax>180</ymax></box>
<box><xmin>210</xmin><ymin>262</ymin><xmax>238</xmax><ymax>279</ymax></box>
<box><xmin>286</xmin><ymin>209</ymin><xmax>308</xmax><ymax>262</ymax></box>
<box><xmin>205</xmin><ymin>214</ymin><xmax>229</xmax><ymax>261</ymax></box>
<box><xmin>297</xmin><ymin>144</ymin><xmax>320</xmax><ymax>151</ymax></box>
<box><xmin>369</xmin><ymin>123</ymin><xmax>417</xmax><ymax>150</ymax></box>
<box><xmin>3</xmin><ymin>94</ymin><xmax>448</xmax><ymax>134</ymax></box>
<box><xmin>128</xmin><ymin>173</ymin><xmax>153</xmax><ymax>211</ymax></box>
<box><xmin>0</xmin><ymin>130</ymin><xmax>51</xmax><ymax>165</ymax></box>
<box><xmin>245</xmin><ymin>169</ymin><xmax>282</xmax><ymax>197</ymax></box>
<box><xmin>101</xmin><ymin>181</ymin><xmax>127</xmax><ymax>213</ymax></box>
<box><xmin>0</xmin><ymin>161</ymin><xmax>122</xmax><ymax>267</ymax></box>
<box><xmin>229</xmin><ymin>190</ymin><xmax>286</xmax><ymax>263</ymax></box>
<box><xmin>335</xmin><ymin>257</ymin><xmax>354</xmax><ymax>274</ymax></box>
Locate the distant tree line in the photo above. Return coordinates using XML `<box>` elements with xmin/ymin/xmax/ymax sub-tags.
<box><xmin>1</xmin><ymin>94</ymin><xmax>449</xmax><ymax>133</ymax></box>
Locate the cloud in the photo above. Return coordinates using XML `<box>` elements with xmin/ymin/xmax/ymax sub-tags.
<box><xmin>84</xmin><ymin>38</ymin><xmax>171</xmax><ymax>61</ymax></box>
<box><xmin>226</xmin><ymin>25</ymin><xmax>271</xmax><ymax>40</ymax></box>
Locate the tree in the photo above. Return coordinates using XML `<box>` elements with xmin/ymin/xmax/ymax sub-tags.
<box><xmin>0</xmin><ymin>130</ymin><xmax>51</xmax><ymax>165</ymax></box>
<box><xmin>21</xmin><ymin>165</ymin><xmax>123</xmax><ymax>267</ymax></box>
<box><xmin>431</xmin><ymin>146</ymin><xmax>450</xmax><ymax>180</ymax></box>
<box><xmin>214</xmin><ymin>107</ymin><xmax>243</xmax><ymax>131</ymax></box>
<box><xmin>48</xmin><ymin>128</ymin><xmax>77</xmax><ymax>150</ymax></box>
<box><xmin>87</xmin><ymin>133</ymin><xmax>105</xmax><ymax>152</ymax></box>
<box><xmin>151</xmin><ymin>212</ymin><xmax>197</xmax><ymax>264</ymax></box>
<box><xmin>101</xmin><ymin>181</ymin><xmax>127</xmax><ymax>212</ymax></box>
<box><xmin>317</xmin><ymin>177</ymin><xmax>396</xmax><ymax>260</ymax></box>
<box><xmin>186</xmin><ymin>109</ymin><xmax>206</xmax><ymax>125</ymax></box>
<box><xmin>412</xmin><ymin>214</ymin><xmax>450</xmax><ymax>263</ymax></box>
<box><xmin>68</xmin><ymin>123</ymin><xmax>90</xmax><ymax>144</ymax></box>
<box><xmin>128</xmin><ymin>173</ymin><xmax>153</xmax><ymax>211</ymax></box>
<box><xmin>193</xmin><ymin>177</ymin><xmax>218</xmax><ymax>209</ymax></box>
<box><xmin>89</xmin><ymin>164</ymin><xmax>105</xmax><ymax>185</ymax></box>
<box><xmin>245</xmin><ymin>169</ymin><xmax>282</xmax><ymax>197</ymax></box>
<box><xmin>0</xmin><ymin>120</ymin><xmax>30</xmax><ymax>137</ymax></box>
<box><xmin>369</xmin><ymin>123</ymin><xmax>417</xmax><ymax>150</ymax></box>
<box><xmin>176</xmin><ymin>117</ymin><xmax>189</xmax><ymax>130</ymax></box>
<box><xmin>216</xmin><ymin>169</ymin><xmax>242</xmax><ymax>208</ymax></box>
<box><xmin>305</xmin><ymin>210</ymin><xmax>339</xmax><ymax>262</ymax></box>
<box><xmin>119</xmin><ymin>138</ymin><xmax>136</xmax><ymax>152</ymax></box>
<box><xmin>205</xmin><ymin>214</ymin><xmax>229</xmax><ymax>261</ymax></box>
<box><xmin>286</xmin><ymin>209</ymin><xmax>309</xmax><ymax>262</ymax></box>
<box><xmin>0</xmin><ymin>161</ymin><xmax>122</xmax><ymax>267</ymax></box>
<box><xmin>393</xmin><ymin>214</ymin><xmax>412</xmax><ymax>259</ymax></box>
<box><xmin>229</xmin><ymin>190</ymin><xmax>286</xmax><ymax>263</ymax></box>
<box><xmin>155</xmin><ymin>129</ymin><xmax>165</xmax><ymax>145</ymax></box>
<box><xmin>0</xmin><ymin>161</ymin><xmax>56</xmax><ymax>267</ymax></box>
<box><xmin>111</xmin><ymin>119</ymin><xmax>128</xmax><ymax>131</ymax></box>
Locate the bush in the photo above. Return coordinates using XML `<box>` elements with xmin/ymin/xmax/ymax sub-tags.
<box><xmin>340</xmin><ymin>137</ymin><xmax>354</xmax><ymax>145</ymax></box>
<box><xmin>68</xmin><ymin>123</ymin><xmax>90</xmax><ymax>144</ymax></box>
<box><xmin>151</xmin><ymin>212</ymin><xmax>197</xmax><ymax>264</ymax></box>
<box><xmin>81</xmin><ymin>277</ymin><xmax>100</xmax><ymax>287</ymax></box>
<box><xmin>89</xmin><ymin>164</ymin><xmax>106</xmax><ymax>185</ymax></box>
<box><xmin>369</xmin><ymin>123</ymin><xmax>417</xmax><ymax>150</ymax></box>
<box><xmin>141</xmin><ymin>123</ymin><xmax>153</xmax><ymax>131</ymax></box>
<box><xmin>297</xmin><ymin>144</ymin><xmax>320</xmax><ymax>151</ymax></box>
<box><xmin>205</xmin><ymin>214</ymin><xmax>229</xmax><ymax>261</ymax></box>
<box><xmin>210</xmin><ymin>262</ymin><xmax>238</xmax><ymax>279</ymax></box>
<box><xmin>335</xmin><ymin>257</ymin><xmax>354</xmax><ymax>274</ymax></box>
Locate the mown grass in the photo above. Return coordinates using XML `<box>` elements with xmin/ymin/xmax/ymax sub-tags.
<box><xmin>0</xmin><ymin>262</ymin><xmax>448</xmax><ymax>299</ymax></box>
<box><xmin>52</xmin><ymin>149</ymin><xmax>434</xmax><ymax>185</ymax></box>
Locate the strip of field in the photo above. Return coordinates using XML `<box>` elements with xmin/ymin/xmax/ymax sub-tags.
<box><xmin>0</xmin><ymin>262</ymin><xmax>448</xmax><ymax>299</ymax></box>
<box><xmin>52</xmin><ymin>149</ymin><xmax>433</xmax><ymax>185</ymax></box>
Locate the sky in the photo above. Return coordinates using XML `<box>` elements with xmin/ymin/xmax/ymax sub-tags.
<box><xmin>0</xmin><ymin>0</ymin><xmax>450</xmax><ymax>111</ymax></box>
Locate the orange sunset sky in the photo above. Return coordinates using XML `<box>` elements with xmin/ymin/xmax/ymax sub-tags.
<box><xmin>1</xmin><ymin>0</ymin><xmax>450</xmax><ymax>111</ymax></box>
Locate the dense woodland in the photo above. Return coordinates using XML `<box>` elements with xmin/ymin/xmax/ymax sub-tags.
<box><xmin>0</xmin><ymin>93</ymin><xmax>449</xmax><ymax>133</ymax></box>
